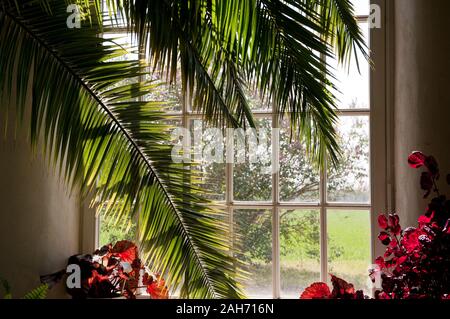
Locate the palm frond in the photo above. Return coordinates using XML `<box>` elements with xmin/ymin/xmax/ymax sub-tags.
<box><xmin>78</xmin><ymin>0</ymin><xmax>368</xmax><ymax>167</ymax></box>
<box><xmin>310</xmin><ymin>0</ymin><xmax>370</xmax><ymax>68</ymax></box>
<box><xmin>0</xmin><ymin>0</ymin><xmax>243</xmax><ymax>298</ymax></box>
<box><xmin>110</xmin><ymin>0</ymin><xmax>250</xmax><ymax>129</ymax></box>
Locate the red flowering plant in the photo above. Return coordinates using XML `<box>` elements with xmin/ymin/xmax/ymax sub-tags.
<box><xmin>65</xmin><ymin>240</ymin><xmax>169</xmax><ymax>299</ymax></box>
<box><xmin>300</xmin><ymin>275</ymin><xmax>367</xmax><ymax>299</ymax></box>
<box><xmin>371</xmin><ymin>151</ymin><xmax>450</xmax><ymax>299</ymax></box>
<box><xmin>300</xmin><ymin>151</ymin><xmax>450</xmax><ymax>299</ymax></box>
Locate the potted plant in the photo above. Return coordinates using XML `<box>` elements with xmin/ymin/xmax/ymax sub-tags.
<box><xmin>300</xmin><ymin>151</ymin><xmax>450</xmax><ymax>299</ymax></box>
<box><xmin>68</xmin><ymin>240</ymin><xmax>168</xmax><ymax>299</ymax></box>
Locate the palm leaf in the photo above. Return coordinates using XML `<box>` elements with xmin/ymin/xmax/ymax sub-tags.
<box><xmin>79</xmin><ymin>0</ymin><xmax>368</xmax><ymax>167</ymax></box>
<box><xmin>0</xmin><ymin>0</ymin><xmax>243</xmax><ymax>298</ymax></box>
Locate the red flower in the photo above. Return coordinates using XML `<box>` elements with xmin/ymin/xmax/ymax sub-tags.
<box><xmin>408</xmin><ymin>151</ymin><xmax>427</xmax><ymax>169</ymax></box>
<box><xmin>300</xmin><ymin>283</ymin><xmax>331</xmax><ymax>299</ymax></box>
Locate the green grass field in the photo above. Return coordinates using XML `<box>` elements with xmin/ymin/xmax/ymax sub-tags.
<box><xmin>243</xmin><ymin>210</ymin><xmax>372</xmax><ymax>298</ymax></box>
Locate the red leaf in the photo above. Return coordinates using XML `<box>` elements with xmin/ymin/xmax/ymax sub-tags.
<box><xmin>408</xmin><ymin>151</ymin><xmax>427</xmax><ymax>169</ymax></box>
<box><xmin>378</xmin><ymin>232</ymin><xmax>391</xmax><ymax>245</ymax></box>
<box><xmin>111</xmin><ymin>240</ymin><xmax>138</xmax><ymax>263</ymax></box>
<box><xmin>418</xmin><ymin>214</ymin><xmax>432</xmax><ymax>226</ymax></box>
<box><xmin>388</xmin><ymin>214</ymin><xmax>400</xmax><ymax>227</ymax></box>
<box><xmin>401</xmin><ymin>228</ymin><xmax>421</xmax><ymax>252</ymax></box>
<box><xmin>397</xmin><ymin>255</ymin><xmax>408</xmax><ymax>266</ymax></box>
<box><xmin>330</xmin><ymin>275</ymin><xmax>355</xmax><ymax>298</ymax></box>
<box><xmin>87</xmin><ymin>270</ymin><xmax>110</xmax><ymax>287</ymax></box>
<box><xmin>142</xmin><ymin>272</ymin><xmax>153</xmax><ymax>286</ymax></box>
<box><xmin>378</xmin><ymin>215</ymin><xmax>389</xmax><ymax>230</ymax></box>
<box><xmin>420</xmin><ymin>172</ymin><xmax>433</xmax><ymax>192</ymax></box>
<box><xmin>300</xmin><ymin>283</ymin><xmax>331</xmax><ymax>299</ymax></box>
<box><xmin>146</xmin><ymin>274</ymin><xmax>169</xmax><ymax>299</ymax></box>
<box><xmin>424</xmin><ymin>156</ymin><xmax>439</xmax><ymax>177</ymax></box>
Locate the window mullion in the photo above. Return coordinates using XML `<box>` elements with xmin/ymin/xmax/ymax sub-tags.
<box><xmin>319</xmin><ymin>49</ymin><xmax>328</xmax><ymax>284</ymax></box>
<box><xmin>226</xmin><ymin>127</ymin><xmax>234</xmax><ymax>247</ymax></box>
<box><xmin>320</xmin><ymin>163</ymin><xmax>328</xmax><ymax>283</ymax></box>
<box><xmin>272</xmin><ymin>109</ymin><xmax>280</xmax><ymax>298</ymax></box>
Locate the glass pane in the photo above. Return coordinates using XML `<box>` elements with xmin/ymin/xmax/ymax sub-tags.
<box><xmin>99</xmin><ymin>213</ymin><xmax>137</xmax><ymax>246</ymax></box>
<box><xmin>103</xmin><ymin>33</ymin><xmax>138</xmax><ymax>61</ymax></box>
<box><xmin>353</xmin><ymin>0</ymin><xmax>370</xmax><ymax>16</ymax></box>
<box><xmin>162</xmin><ymin>118</ymin><xmax>182</xmax><ymax>146</ymax></box>
<box><xmin>280</xmin><ymin>209</ymin><xmax>320</xmax><ymax>299</ymax></box>
<box><xmin>104</xmin><ymin>34</ymin><xmax>183</xmax><ymax>112</ymax></box>
<box><xmin>233</xmin><ymin>118</ymin><xmax>272</xmax><ymax>201</ymax></box>
<box><xmin>329</xmin><ymin>22</ymin><xmax>369</xmax><ymax>109</ymax></box>
<box><xmin>327</xmin><ymin>116</ymin><xmax>370</xmax><ymax>203</ymax></box>
<box><xmin>102</xmin><ymin>0</ymin><xmax>128</xmax><ymax>28</ymax></box>
<box><xmin>327</xmin><ymin>210</ymin><xmax>371</xmax><ymax>294</ymax></box>
<box><xmin>145</xmin><ymin>69</ymin><xmax>183</xmax><ymax>113</ymax></box>
<box><xmin>103</xmin><ymin>33</ymin><xmax>140</xmax><ymax>96</ymax></box>
<box><xmin>279</xmin><ymin>120</ymin><xmax>319</xmax><ymax>203</ymax></box>
<box><xmin>233</xmin><ymin>209</ymin><xmax>272</xmax><ymax>298</ymax></box>
<box><xmin>246</xmin><ymin>87</ymin><xmax>271</xmax><ymax>111</ymax></box>
<box><xmin>190</xmin><ymin>119</ymin><xmax>226</xmax><ymax>201</ymax></box>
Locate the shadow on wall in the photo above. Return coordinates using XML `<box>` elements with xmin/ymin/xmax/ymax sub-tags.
<box><xmin>0</xmin><ymin>109</ymin><xmax>81</xmax><ymax>298</ymax></box>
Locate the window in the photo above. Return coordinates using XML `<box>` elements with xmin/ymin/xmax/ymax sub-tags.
<box><xmin>96</xmin><ymin>0</ymin><xmax>389</xmax><ymax>299</ymax></box>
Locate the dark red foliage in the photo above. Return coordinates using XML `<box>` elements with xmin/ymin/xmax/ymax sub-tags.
<box><xmin>111</xmin><ymin>240</ymin><xmax>138</xmax><ymax>263</ymax></box>
<box><xmin>146</xmin><ymin>274</ymin><xmax>169</xmax><ymax>299</ymax></box>
<box><xmin>378</xmin><ymin>215</ymin><xmax>389</xmax><ymax>230</ymax></box>
<box><xmin>425</xmin><ymin>156</ymin><xmax>439</xmax><ymax>177</ymax></box>
<box><xmin>301</xmin><ymin>152</ymin><xmax>450</xmax><ymax>300</ymax></box>
<box><xmin>421</xmin><ymin>172</ymin><xmax>433</xmax><ymax>198</ymax></box>
<box><xmin>378</xmin><ymin>232</ymin><xmax>391</xmax><ymax>246</ymax></box>
<box><xmin>408</xmin><ymin>151</ymin><xmax>427</xmax><ymax>169</ymax></box>
<box><xmin>66</xmin><ymin>240</ymin><xmax>169</xmax><ymax>299</ymax></box>
<box><xmin>300</xmin><ymin>283</ymin><xmax>331</xmax><ymax>299</ymax></box>
<box><xmin>300</xmin><ymin>275</ymin><xmax>367</xmax><ymax>299</ymax></box>
<box><xmin>372</xmin><ymin>152</ymin><xmax>450</xmax><ymax>299</ymax></box>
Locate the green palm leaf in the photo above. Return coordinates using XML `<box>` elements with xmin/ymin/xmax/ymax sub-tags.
<box><xmin>80</xmin><ymin>0</ymin><xmax>368</xmax><ymax>167</ymax></box>
<box><xmin>0</xmin><ymin>0</ymin><xmax>243</xmax><ymax>298</ymax></box>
